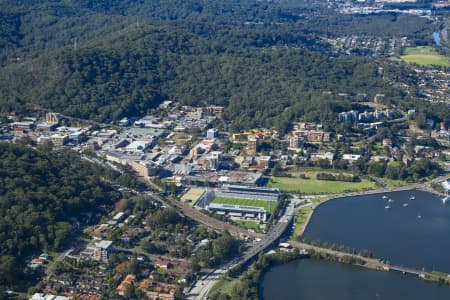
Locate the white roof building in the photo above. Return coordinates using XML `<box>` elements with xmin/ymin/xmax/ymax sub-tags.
<box><xmin>343</xmin><ymin>154</ymin><xmax>361</xmax><ymax>161</ymax></box>
<box><xmin>126</xmin><ymin>140</ymin><xmax>151</xmax><ymax>152</ymax></box>
<box><xmin>31</xmin><ymin>293</ymin><xmax>71</xmax><ymax>300</ymax></box>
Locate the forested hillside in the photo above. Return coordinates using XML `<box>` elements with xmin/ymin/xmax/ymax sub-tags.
<box><xmin>0</xmin><ymin>21</ymin><xmax>403</xmax><ymax>131</ymax></box>
<box><xmin>0</xmin><ymin>143</ymin><xmax>120</xmax><ymax>288</ymax></box>
<box><xmin>0</xmin><ymin>0</ymin><xmax>446</xmax><ymax>131</ymax></box>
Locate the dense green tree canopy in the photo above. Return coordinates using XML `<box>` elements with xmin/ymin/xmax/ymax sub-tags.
<box><xmin>0</xmin><ymin>142</ymin><xmax>120</xmax><ymax>288</ymax></box>
<box><xmin>0</xmin><ymin>0</ymin><xmax>447</xmax><ymax>132</ymax></box>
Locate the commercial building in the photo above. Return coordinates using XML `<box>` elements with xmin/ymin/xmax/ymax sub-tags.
<box><xmin>289</xmin><ymin>134</ymin><xmax>304</xmax><ymax>149</ymax></box>
<box><xmin>42</xmin><ymin>133</ymin><xmax>69</xmax><ymax>146</ymax></box>
<box><xmin>245</xmin><ymin>135</ymin><xmax>258</xmax><ymax>156</ymax></box>
<box><xmin>30</xmin><ymin>294</ymin><xmax>71</xmax><ymax>300</ymax></box>
<box><xmin>338</xmin><ymin>110</ymin><xmax>359</xmax><ymax>123</ymax></box>
<box><xmin>206</xmin><ymin>128</ymin><xmax>219</xmax><ymax>139</ymax></box>
<box><xmin>126</xmin><ymin>140</ymin><xmax>152</xmax><ymax>152</ymax></box>
<box><xmin>81</xmin><ymin>240</ymin><xmax>113</xmax><ymax>262</ymax></box>
<box><xmin>10</xmin><ymin>121</ymin><xmax>34</xmax><ymax>130</ymax></box>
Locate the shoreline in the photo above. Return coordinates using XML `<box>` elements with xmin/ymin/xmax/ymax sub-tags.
<box><xmin>296</xmin><ymin>185</ymin><xmax>447</xmax><ymax>240</ymax></box>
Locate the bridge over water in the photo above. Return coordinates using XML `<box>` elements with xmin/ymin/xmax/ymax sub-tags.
<box><xmin>289</xmin><ymin>241</ymin><xmax>448</xmax><ymax>283</ymax></box>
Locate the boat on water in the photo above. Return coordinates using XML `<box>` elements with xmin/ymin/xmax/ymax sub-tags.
<box><xmin>403</xmin><ymin>203</ymin><xmax>409</xmax><ymax>207</ymax></box>
<box><xmin>385</xmin><ymin>205</ymin><xmax>391</xmax><ymax>209</ymax></box>
<box><xmin>417</xmin><ymin>215</ymin><xmax>422</xmax><ymax>219</ymax></box>
<box><xmin>382</xmin><ymin>195</ymin><xmax>388</xmax><ymax>199</ymax></box>
<box><xmin>443</xmin><ymin>197</ymin><xmax>449</xmax><ymax>204</ymax></box>
<box><xmin>388</xmin><ymin>199</ymin><xmax>394</xmax><ymax>203</ymax></box>
<box><xmin>409</xmin><ymin>195</ymin><xmax>416</xmax><ymax>200</ymax></box>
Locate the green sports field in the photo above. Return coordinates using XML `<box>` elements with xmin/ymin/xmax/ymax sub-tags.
<box><xmin>400</xmin><ymin>47</ymin><xmax>450</xmax><ymax>67</ymax></box>
<box><xmin>269</xmin><ymin>172</ymin><xmax>377</xmax><ymax>194</ymax></box>
<box><xmin>212</xmin><ymin>196</ymin><xmax>277</xmax><ymax>213</ymax></box>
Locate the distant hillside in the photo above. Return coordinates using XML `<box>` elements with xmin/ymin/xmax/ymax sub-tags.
<box><xmin>0</xmin><ymin>22</ymin><xmax>402</xmax><ymax>131</ymax></box>
<box><xmin>0</xmin><ymin>0</ymin><xmax>443</xmax><ymax>132</ymax></box>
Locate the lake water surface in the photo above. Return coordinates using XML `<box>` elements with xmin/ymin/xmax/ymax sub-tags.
<box><xmin>303</xmin><ymin>190</ymin><xmax>450</xmax><ymax>272</ymax></box>
<box><xmin>260</xmin><ymin>191</ymin><xmax>450</xmax><ymax>299</ymax></box>
<box><xmin>260</xmin><ymin>259</ymin><xmax>450</xmax><ymax>300</ymax></box>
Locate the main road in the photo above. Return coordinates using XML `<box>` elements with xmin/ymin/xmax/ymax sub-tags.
<box><xmin>186</xmin><ymin>199</ymin><xmax>298</xmax><ymax>300</ymax></box>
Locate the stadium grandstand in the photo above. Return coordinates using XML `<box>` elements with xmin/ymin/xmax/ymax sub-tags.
<box><xmin>216</xmin><ymin>184</ymin><xmax>280</xmax><ymax>202</ymax></box>
<box><xmin>207</xmin><ymin>203</ymin><xmax>267</xmax><ymax>222</ymax></box>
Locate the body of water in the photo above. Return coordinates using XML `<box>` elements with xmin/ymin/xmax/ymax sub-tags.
<box><xmin>303</xmin><ymin>190</ymin><xmax>450</xmax><ymax>273</ymax></box>
<box><xmin>260</xmin><ymin>190</ymin><xmax>450</xmax><ymax>299</ymax></box>
<box><xmin>260</xmin><ymin>259</ymin><xmax>450</xmax><ymax>300</ymax></box>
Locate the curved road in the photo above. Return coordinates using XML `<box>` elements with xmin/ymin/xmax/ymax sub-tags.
<box><xmin>187</xmin><ymin>200</ymin><xmax>297</xmax><ymax>300</ymax></box>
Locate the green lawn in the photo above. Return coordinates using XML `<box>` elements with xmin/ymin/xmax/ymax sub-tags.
<box><xmin>311</xmin><ymin>196</ymin><xmax>331</xmax><ymax>206</ymax></box>
<box><xmin>233</xmin><ymin>219</ymin><xmax>259</xmax><ymax>230</ymax></box>
<box><xmin>209</xmin><ymin>277</ymin><xmax>232</xmax><ymax>295</ymax></box>
<box><xmin>372</xmin><ymin>176</ymin><xmax>409</xmax><ymax>188</ymax></box>
<box><xmin>269</xmin><ymin>172</ymin><xmax>377</xmax><ymax>194</ymax></box>
<box><xmin>400</xmin><ymin>47</ymin><xmax>450</xmax><ymax>67</ymax></box>
<box><xmin>292</xmin><ymin>205</ymin><xmax>313</xmax><ymax>239</ymax></box>
<box><xmin>212</xmin><ymin>197</ymin><xmax>277</xmax><ymax>213</ymax></box>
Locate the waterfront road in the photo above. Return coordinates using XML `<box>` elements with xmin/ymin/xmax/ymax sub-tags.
<box><xmin>187</xmin><ymin>200</ymin><xmax>297</xmax><ymax>299</ymax></box>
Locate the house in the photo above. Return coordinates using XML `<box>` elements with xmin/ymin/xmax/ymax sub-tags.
<box><xmin>156</xmin><ymin>260</ymin><xmax>171</xmax><ymax>269</ymax></box>
<box><xmin>113</xmin><ymin>212</ymin><xmax>126</xmax><ymax>222</ymax></box>
<box><xmin>342</xmin><ymin>154</ymin><xmax>361</xmax><ymax>162</ymax></box>
<box><xmin>310</xmin><ymin>152</ymin><xmax>334</xmax><ymax>162</ymax></box>
<box><xmin>145</xmin><ymin>291</ymin><xmax>174</xmax><ymax>300</ymax></box>
<box><xmin>31</xmin><ymin>258</ymin><xmax>45</xmax><ymax>265</ymax></box>
<box><xmin>39</xmin><ymin>253</ymin><xmax>49</xmax><ymax>260</ymax></box>
<box><xmin>117</xmin><ymin>274</ymin><xmax>136</xmax><ymax>296</ymax></box>
<box><xmin>139</xmin><ymin>279</ymin><xmax>154</xmax><ymax>290</ymax></box>
<box><xmin>170</xmin><ymin>260</ymin><xmax>190</xmax><ymax>269</ymax></box>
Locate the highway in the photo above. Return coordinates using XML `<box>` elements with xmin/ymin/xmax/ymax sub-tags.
<box><xmin>186</xmin><ymin>176</ymin><xmax>450</xmax><ymax>299</ymax></box>
<box><xmin>186</xmin><ymin>199</ymin><xmax>298</xmax><ymax>300</ymax></box>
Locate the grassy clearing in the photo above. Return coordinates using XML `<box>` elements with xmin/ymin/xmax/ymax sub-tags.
<box><xmin>209</xmin><ymin>276</ymin><xmax>240</xmax><ymax>297</ymax></box>
<box><xmin>431</xmin><ymin>270</ymin><xmax>450</xmax><ymax>277</ymax></box>
<box><xmin>47</xmin><ymin>251</ymin><xmax>63</xmax><ymax>260</ymax></box>
<box><xmin>222</xmin><ymin>279</ymin><xmax>239</xmax><ymax>295</ymax></box>
<box><xmin>400</xmin><ymin>47</ymin><xmax>450</xmax><ymax>67</ymax></box>
<box><xmin>269</xmin><ymin>172</ymin><xmax>377</xmax><ymax>194</ymax></box>
<box><xmin>292</xmin><ymin>205</ymin><xmax>313</xmax><ymax>239</ymax></box>
<box><xmin>233</xmin><ymin>219</ymin><xmax>259</xmax><ymax>230</ymax></box>
<box><xmin>212</xmin><ymin>197</ymin><xmax>277</xmax><ymax>213</ymax></box>
<box><xmin>311</xmin><ymin>196</ymin><xmax>331</xmax><ymax>206</ymax></box>
<box><xmin>209</xmin><ymin>277</ymin><xmax>232</xmax><ymax>295</ymax></box>
<box><xmin>373</xmin><ymin>176</ymin><xmax>409</xmax><ymax>188</ymax></box>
